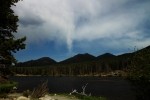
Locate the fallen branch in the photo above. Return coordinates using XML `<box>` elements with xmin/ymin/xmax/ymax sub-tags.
<box><xmin>70</xmin><ymin>83</ymin><xmax>91</xmax><ymax>96</ymax></box>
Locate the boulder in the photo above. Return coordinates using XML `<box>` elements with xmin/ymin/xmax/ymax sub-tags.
<box><xmin>16</xmin><ymin>96</ymin><xmax>30</xmax><ymax>100</ymax></box>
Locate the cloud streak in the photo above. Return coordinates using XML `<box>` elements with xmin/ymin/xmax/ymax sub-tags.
<box><xmin>13</xmin><ymin>0</ymin><xmax>150</xmax><ymax>52</ymax></box>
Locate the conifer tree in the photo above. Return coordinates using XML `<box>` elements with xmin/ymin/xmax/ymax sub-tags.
<box><xmin>0</xmin><ymin>0</ymin><xmax>26</xmax><ymax>75</ymax></box>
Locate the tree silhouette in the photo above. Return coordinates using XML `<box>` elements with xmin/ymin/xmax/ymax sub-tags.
<box><xmin>0</xmin><ymin>0</ymin><xmax>26</xmax><ymax>75</ymax></box>
<box><xmin>128</xmin><ymin>46</ymin><xmax>150</xmax><ymax>100</ymax></box>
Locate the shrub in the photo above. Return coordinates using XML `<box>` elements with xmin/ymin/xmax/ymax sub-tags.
<box><xmin>23</xmin><ymin>90</ymin><xmax>31</xmax><ymax>97</ymax></box>
<box><xmin>31</xmin><ymin>80</ymin><xmax>49</xmax><ymax>99</ymax></box>
<box><xmin>0</xmin><ymin>81</ymin><xmax>17</xmax><ymax>93</ymax></box>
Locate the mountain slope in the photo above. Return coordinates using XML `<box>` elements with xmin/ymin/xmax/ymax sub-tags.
<box><xmin>15</xmin><ymin>45</ymin><xmax>150</xmax><ymax>69</ymax></box>
<box><xmin>13</xmin><ymin>45</ymin><xmax>150</xmax><ymax>75</ymax></box>
<box><xmin>96</xmin><ymin>53</ymin><xmax>116</xmax><ymax>60</ymax></box>
<box><xmin>16</xmin><ymin>57</ymin><xmax>57</xmax><ymax>67</ymax></box>
<box><xmin>60</xmin><ymin>53</ymin><xmax>96</xmax><ymax>64</ymax></box>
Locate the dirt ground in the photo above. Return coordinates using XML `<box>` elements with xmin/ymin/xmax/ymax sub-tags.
<box><xmin>50</xmin><ymin>95</ymin><xmax>79</xmax><ymax>100</ymax></box>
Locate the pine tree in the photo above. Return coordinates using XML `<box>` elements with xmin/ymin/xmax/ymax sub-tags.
<box><xmin>0</xmin><ymin>0</ymin><xmax>26</xmax><ymax>75</ymax></box>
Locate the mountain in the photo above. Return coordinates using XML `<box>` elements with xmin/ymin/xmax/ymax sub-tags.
<box><xmin>117</xmin><ymin>45</ymin><xmax>150</xmax><ymax>60</ymax></box>
<box><xmin>117</xmin><ymin>53</ymin><xmax>133</xmax><ymax>61</ymax></box>
<box><xmin>15</xmin><ymin>45</ymin><xmax>150</xmax><ymax>68</ymax></box>
<box><xmin>60</xmin><ymin>53</ymin><xmax>96</xmax><ymax>64</ymax></box>
<box><xmin>16</xmin><ymin>57</ymin><xmax>57</xmax><ymax>67</ymax></box>
<box><xmin>135</xmin><ymin>45</ymin><xmax>150</xmax><ymax>53</ymax></box>
<box><xmin>13</xmin><ymin>45</ymin><xmax>150</xmax><ymax>75</ymax></box>
<box><xmin>96</xmin><ymin>53</ymin><xmax>116</xmax><ymax>60</ymax></box>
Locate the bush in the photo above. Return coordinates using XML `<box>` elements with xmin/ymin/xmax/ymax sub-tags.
<box><xmin>31</xmin><ymin>80</ymin><xmax>49</xmax><ymax>99</ymax></box>
<box><xmin>0</xmin><ymin>81</ymin><xmax>17</xmax><ymax>93</ymax></box>
<box><xmin>23</xmin><ymin>90</ymin><xmax>31</xmax><ymax>97</ymax></box>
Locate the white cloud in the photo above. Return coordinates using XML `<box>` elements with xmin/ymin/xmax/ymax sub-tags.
<box><xmin>13</xmin><ymin>0</ymin><xmax>150</xmax><ymax>51</ymax></box>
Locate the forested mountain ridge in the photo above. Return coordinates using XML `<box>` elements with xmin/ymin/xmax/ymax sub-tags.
<box><xmin>16</xmin><ymin>57</ymin><xmax>56</xmax><ymax>67</ymax></box>
<box><xmin>60</xmin><ymin>53</ymin><xmax>96</xmax><ymax>64</ymax></box>
<box><xmin>15</xmin><ymin>52</ymin><xmax>127</xmax><ymax>67</ymax></box>
<box><xmin>96</xmin><ymin>53</ymin><xmax>116</xmax><ymax>59</ymax></box>
<box><xmin>13</xmin><ymin>45</ymin><xmax>150</xmax><ymax>76</ymax></box>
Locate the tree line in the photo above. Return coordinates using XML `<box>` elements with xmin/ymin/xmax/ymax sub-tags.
<box><xmin>11</xmin><ymin>57</ymin><xmax>129</xmax><ymax>76</ymax></box>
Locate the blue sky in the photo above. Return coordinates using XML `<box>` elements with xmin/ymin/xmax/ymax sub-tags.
<box><xmin>13</xmin><ymin>0</ymin><xmax>150</xmax><ymax>62</ymax></box>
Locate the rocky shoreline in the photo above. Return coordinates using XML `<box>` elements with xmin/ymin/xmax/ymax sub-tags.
<box><xmin>1</xmin><ymin>93</ymin><xmax>79</xmax><ymax>100</ymax></box>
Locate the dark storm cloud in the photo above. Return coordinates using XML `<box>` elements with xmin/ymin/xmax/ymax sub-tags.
<box><xmin>13</xmin><ymin>0</ymin><xmax>150</xmax><ymax>52</ymax></box>
<box><xmin>19</xmin><ymin>16</ymin><xmax>44</xmax><ymax>27</ymax></box>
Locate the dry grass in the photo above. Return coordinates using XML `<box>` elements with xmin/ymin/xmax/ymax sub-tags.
<box><xmin>31</xmin><ymin>80</ymin><xmax>49</xmax><ymax>99</ymax></box>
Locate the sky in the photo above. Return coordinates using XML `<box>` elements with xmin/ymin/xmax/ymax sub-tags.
<box><xmin>12</xmin><ymin>0</ymin><xmax>150</xmax><ymax>62</ymax></box>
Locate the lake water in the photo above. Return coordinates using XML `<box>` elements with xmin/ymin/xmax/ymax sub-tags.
<box><xmin>10</xmin><ymin>76</ymin><xmax>135</xmax><ymax>100</ymax></box>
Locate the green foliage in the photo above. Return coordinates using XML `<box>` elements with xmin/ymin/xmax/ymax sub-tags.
<box><xmin>0</xmin><ymin>81</ymin><xmax>17</xmax><ymax>93</ymax></box>
<box><xmin>127</xmin><ymin>47</ymin><xmax>150</xmax><ymax>100</ymax></box>
<box><xmin>0</xmin><ymin>0</ymin><xmax>26</xmax><ymax>73</ymax></box>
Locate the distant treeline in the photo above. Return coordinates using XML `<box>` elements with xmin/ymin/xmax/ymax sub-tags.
<box><xmin>11</xmin><ymin>46</ymin><xmax>149</xmax><ymax>76</ymax></box>
<box><xmin>11</xmin><ymin>55</ymin><xmax>132</xmax><ymax>76</ymax></box>
<box><xmin>11</xmin><ymin>63</ymin><xmax>126</xmax><ymax>76</ymax></box>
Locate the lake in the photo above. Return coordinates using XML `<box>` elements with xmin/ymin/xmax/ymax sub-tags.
<box><xmin>10</xmin><ymin>76</ymin><xmax>135</xmax><ymax>100</ymax></box>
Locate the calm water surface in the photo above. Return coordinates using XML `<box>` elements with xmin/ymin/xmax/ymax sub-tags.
<box><xmin>10</xmin><ymin>76</ymin><xmax>135</xmax><ymax>100</ymax></box>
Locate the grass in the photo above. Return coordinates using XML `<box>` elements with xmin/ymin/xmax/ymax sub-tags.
<box><xmin>74</xmin><ymin>94</ymin><xmax>107</xmax><ymax>100</ymax></box>
<box><xmin>31</xmin><ymin>81</ymin><xmax>49</xmax><ymax>99</ymax></box>
<box><xmin>49</xmin><ymin>93</ymin><xmax>107</xmax><ymax>100</ymax></box>
<box><xmin>0</xmin><ymin>81</ymin><xmax>18</xmax><ymax>93</ymax></box>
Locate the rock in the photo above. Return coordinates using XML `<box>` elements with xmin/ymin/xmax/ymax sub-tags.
<box><xmin>39</xmin><ymin>95</ymin><xmax>52</xmax><ymax>100</ymax></box>
<box><xmin>16</xmin><ymin>96</ymin><xmax>30</xmax><ymax>100</ymax></box>
<box><xmin>13</xmin><ymin>86</ymin><xmax>17</xmax><ymax>90</ymax></box>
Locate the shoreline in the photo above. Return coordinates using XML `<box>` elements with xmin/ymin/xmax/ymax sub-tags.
<box><xmin>14</xmin><ymin>74</ymin><xmax>124</xmax><ymax>77</ymax></box>
<box><xmin>1</xmin><ymin>93</ymin><xmax>80</xmax><ymax>100</ymax></box>
<box><xmin>14</xmin><ymin>71</ymin><xmax>127</xmax><ymax>77</ymax></box>
<box><xmin>1</xmin><ymin>93</ymin><xmax>106</xmax><ymax>100</ymax></box>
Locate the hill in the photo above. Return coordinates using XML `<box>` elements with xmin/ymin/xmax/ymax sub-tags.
<box><xmin>96</xmin><ymin>53</ymin><xmax>116</xmax><ymax>60</ymax></box>
<box><xmin>60</xmin><ymin>53</ymin><xmax>96</xmax><ymax>64</ymax></box>
<box><xmin>16</xmin><ymin>57</ymin><xmax>56</xmax><ymax>67</ymax></box>
<box><xmin>13</xmin><ymin>45</ymin><xmax>150</xmax><ymax>76</ymax></box>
